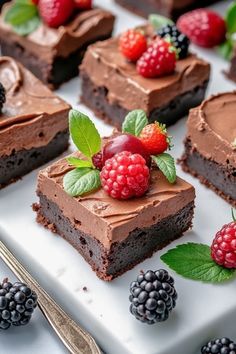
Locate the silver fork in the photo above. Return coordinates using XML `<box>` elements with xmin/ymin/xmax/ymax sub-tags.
<box><xmin>0</xmin><ymin>239</ymin><xmax>102</xmax><ymax>354</ymax></box>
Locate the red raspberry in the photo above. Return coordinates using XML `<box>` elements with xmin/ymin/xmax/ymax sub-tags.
<box><xmin>177</xmin><ymin>9</ymin><xmax>226</xmax><ymax>48</ymax></box>
<box><xmin>139</xmin><ymin>123</ymin><xmax>170</xmax><ymax>155</ymax></box>
<box><xmin>137</xmin><ymin>39</ymin><xmax>176</xmax><ymax>78</ymax></box>
<box><xmin>119</xmin><ymin>29</ymin><xmax>147</xmax><ymax>62</ymax></box>
<box><xmin>38</xmin><ymin>0</ymin><xmax>75</xmax><ymax>28</ymax></box>
<box><xmin>100</xmin><ymin>151</ymin><xmax>150</xmax><ymax>200</ymax></box>
<box><xmin>211</xmin><ymin>221</ymin><xmax>236</xmax><ymax>268</ymax></box>
<box><xmin>74</xmin><ymin>0</ymin><xmax>92</xmax><ymax>10</ymax></box>
<box><xmin>92</xmin><ymin>151</ymin><xmax>103</xmax><ymax>170</ymax></box>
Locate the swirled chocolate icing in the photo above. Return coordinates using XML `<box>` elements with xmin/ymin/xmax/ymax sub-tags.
<box><xmin>0</xmin><ymin>57</ymin><xmax>70</xmax><ymax>157</ymax></box>
<box><xmin>80</xmin><ymin>25</ymin><xmax>210</xmax><ymax>114</ymax></box>
<box><xmin>187</xmin><ymin>92</ymin><xmax>236</xmax><ymax>167</ymax></box>
<box><xmin>37</xmin><ymin>149</ymin><xmax>195</xmax><ymax>249</ymax></box>
<box><xmin>0</xmin><ymin>5</ymin><xmax>115</xmax><ymax>63</ymax></box>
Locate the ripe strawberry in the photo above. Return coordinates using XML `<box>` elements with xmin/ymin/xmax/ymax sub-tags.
<box><xmin>137</xmin><ymin>39</ymin><xmax>176</xmax><ymax>78</ymax></box>
<box><xmin>177</xmin><ymin>9</ymin><xmax>226</xmax><ymax>48</ymax></box>
<box><xmin>211</xmin><ymin>212</ymin><xmax>236</xmax><ymax>269</ymax></box>
<box><xmin>139</xmin><ymin>123</ymin><xmax>170</xmax><ymax>155</ymax></box>
<box><xmin>119</xmin><ymin>29</ymin><xmax>147</xmax><ymax>62</ymax></box>
<box><xmin>38</xmin><ymin>0</ymin><xmax>75</xmax><ymax>28</ymax></box>
<box><xmin>74</xmin><ymin>0</ymin><xmax>92</xmax><ymax>10</ymax></box>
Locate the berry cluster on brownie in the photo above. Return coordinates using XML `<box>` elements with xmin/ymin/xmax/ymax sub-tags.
<box><xmin>118</xmin><ymin>15</ymin><xmax>190</xmax><ymax>78</ymax></box>
<box><xmin>4</xmin><ymin>0</ymin><xmax>92</xmax><ymax>31</ymax></box>
<box><xmin>63</xmin><ymin>109</ymin><xmax>176</xmax><ymax>200</ymax></box>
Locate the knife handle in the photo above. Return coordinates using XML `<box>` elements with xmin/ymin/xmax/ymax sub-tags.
<box><xmin>0</xmin><ymin>240</ymin><xmax>101</xmax><ymax>354</ymax></box>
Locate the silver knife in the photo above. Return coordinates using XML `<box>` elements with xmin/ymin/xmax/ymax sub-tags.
<box><xmin>0</xmin><ymin>238</ymin><xmax>102</xmax><ymax>354</ymax></box>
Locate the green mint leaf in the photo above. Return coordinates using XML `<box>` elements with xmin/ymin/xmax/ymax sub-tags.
<box><xmin>12</xmin><ymin>16</ymin><xmax>40</xmax><ymax>36</ymax></box>
<box><xmin>152</xmin><ymin>153</ymin><xmax>176</xmax><ymax>183</ymax></box>
<box><xmin>67</xmin><ymin>157</ymin><xmax>93</xmax><ymax>168</ymax></box>
<box><xmin>149</xmin><ymin>14</ymin><xmax>174</xmax><ymax>30</ymax></box>
<box><xmin>69</xmin><ymin>110</ymin><xmax>101</xmax><ymax>159</ymax></box>
<box><xmin>122</xmin><ymin>110</ymin><xmax>148</xmax><ymax>137</ymax></box>
<box><xmin>161</xmin><ymin>243</ymin><xmax>236</xmax><ymax>283</ymax></box>
<box><xmin>63</xmin><ymin>167</ymin><xmax>101</xmax><ymax>197</ymax></box>
<box><xmin>4</xmin><ymin>2</ymin><xmax>38</xmax><ymax>26</ymax></box>
<box><xmin>217</xmin><ymin>40</ymin><xmax>234</xmax><ymax>60</ymax></box>
<box><xmin>226</xmin><ymin>1</ymin><xmax>236</xmax><ymax>34</ymax></box>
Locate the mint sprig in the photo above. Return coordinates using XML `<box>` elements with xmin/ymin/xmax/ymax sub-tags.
<box><xmin>4</xmin><ymin>0</ymin><xmax>40</xmax><ymax>36</ymax></box>
<box><xmin>63</xmin><ymin>109</ymin><xmax>102</xmax><ymax>197</ymax></box>
<box><xmin>152</xmin><ymin>153</ymin><xmax>176</xmax><ymax>183</ymax></box>
<box><xmin>122</xmin><ymin>110</ymin><xmax>148</xmax><ymax>137</ymax></box>
<box><xmin>218</xmin><ymin>2</ymin><xmax>236</xmax><ymax>60</ymax></box>
<box><xmin>149</xmin><ymin>14</ymin><xmax>174</xmax><ymax>30</ymax></box>
<box><xmin>63</xmin><ymin>168</ymin><xmax>101</xmax><ymax>197</ymax></box>
<box><xmin>226</xmin><ymin>1</ymin><xmax>236</xmax><ymax>34</ymax></box>
<box><xmin>161</xmin><ymin>243</ymin><xmax>236</xmax><ymax>283</ymax></box>
<box><xmin>69</xmin><ymin>110</ymin><xmax>101</xmax><ymax>162</ymax></box>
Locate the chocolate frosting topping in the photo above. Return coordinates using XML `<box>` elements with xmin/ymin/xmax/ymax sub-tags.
<box><xmin>0</xmin><ymin>57</ymin><xmax>70</xmax><ymax>156</ymax></box>
<box><xmin>38</xmin><ymin>150</ymin><xmax>195</xmax><ymax>249</ymax></box>
<box><xmin>0</xmin><ymin>6</ymin><xmax>115</xmax><ymax>62</ymax></box>
<box><xmin>80</xmin><ymin>25</ymin><xmax>210</xmax><ymax>114</ymax></box>
<box><xmin>187</xmin><ymin>91</ymin><xmax>236</xmax><ymax>167</ymax></box>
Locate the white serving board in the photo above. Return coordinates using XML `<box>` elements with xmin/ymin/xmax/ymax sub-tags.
<box><xmin>0</xmin><ymin>1</ymin><xmax>236</xmax><ymax>353</ymax></box>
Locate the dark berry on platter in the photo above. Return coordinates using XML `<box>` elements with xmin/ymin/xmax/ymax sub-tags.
<box><xmin>129</xmin><ymin>269</ymin><xmax>177</xmax><ymax>324</ymax></box>
<box><xmin>102</xmin><ymin>134</ymin><xmax>150</xmax><ymax>166</ymax></box>
<box><xmin>157</xmin><ymin>24</ymin><xmax>189</xmax><ymax>59</ymax></box>
<box><xmin>0</xmin><ymin>280</ymin><xmax>38</xmax><ymax>330</ymax></box>
<box><xmin>0</xmin><ymin>82</ymin><xmax>6</xmax><ymax>112</ymax></box>
<box><xmin>201</xmin><ymin>337</ymin><xmax>236</xmax><ymax>354</ymax></box>
<box><xmin>92</xmin><ymin>151</ymin><xmax>103</xmax><ymax>170</ymax></box>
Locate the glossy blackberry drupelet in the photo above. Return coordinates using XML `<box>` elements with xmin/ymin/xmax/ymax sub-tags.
<box><xmin>0</xmin><ymin>280</ymin><xmax>38</xmax><ymax>330</ymax></box>
<box><xmin>157</xmin><ymin>25</ymin><xmax>190</xmax><ymax>59</ymax></box>
<box><xmin>129</xmin><ymin>269</ymin><xmax>177</xmax><ymax>324</ymax></box>
<box><xmin>0</xmin><ymin>82</ymin><xmax>6</xmax><ymax>112</ymax></box>
<box><xmin>201</xmin><ymin>337</ymin><xmax>236</xmax><ymax>354</ymax></box>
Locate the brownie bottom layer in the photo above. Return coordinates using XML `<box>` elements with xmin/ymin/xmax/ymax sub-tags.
<box><xmin>115</xmin><ymin>0</ymin><xmax>220</xmax><ymax>19</ymax></box>
<box><xmin>34</xmin><ymin>193</ymin><xmax>194</xmax><ymax>281</ymax></box>
<box><xmin>180</xmin><ymin>139</ymin><xmax>236</xmax><ymax>207</ymax></box>
<box><xmin>0</xmin><ymin>130</ymin><xmax>69</xmax><ymax>189</ymax></box>
<box><xmin>80</xmin><ymin>72</ymin><xmax>208</xmax><ymax>128</ymax></box>
<box><xmin>0</xmin><ymin>34</ymin><xmax>112</xmax><ymax>89</ymax></box>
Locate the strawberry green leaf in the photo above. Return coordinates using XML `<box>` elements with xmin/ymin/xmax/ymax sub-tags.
<box><xmin>122</xmin><ymin>110</ymin><xmax>148</xmax><ymax>137</ymax></box>
<box><xmin>152</xmin><ymin>153</ymin><xmax>176</xmax><ymax>183</ymax></box>
<box><xmin>4</xmin><ymin>2</ymin><xmax>38</xmax><ymax>26</ymax></box>
<box><xmin>225</xmin><ymin>1</ymin><xmax>236</xmax><ymax>34</ymax></box>
<box><xmin>69</xmin><ymin>110</ymin><xmax>101</xmax><ymax>159</ymax></box>
<box><xmin>149</xmin><ymin>14</ymin><xmax>174</xmax><ymax>30</ymax></box>
<box><xmin>63</xmin><ymin>167</ymin><xmax>101</xmax><ymax>197</ymax></box>
<box><xmin>67</xmin><ymin>157</ymin><xmax>93</xmax><ymax>168</ymax></box>
<box><xmin>161</xmin><ymin>243</ymin><xmax>236</xmax><ymax>283</ymax></box>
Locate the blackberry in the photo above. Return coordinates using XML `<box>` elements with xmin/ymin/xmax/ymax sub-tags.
<box><xmin>157</xmin><ymin>24</ymin><xmax>190</xmax><ymax>59</ymax></box>
<box><xmin>0</xmin><ymin>82</ymin><xmax>5</xmax><ymax>112</ymax></box>
<box><xmin>0</xmin><ymin>280</ymin><xmax>38</xmax><ymax>330</ymax></box>
<box><xmin>129</xmin><ymin>269</ymin><xmax>177</xmax><ymax>324</ymax></box>
<box><xmin>201</xmin><ymin>337</ymin><xmax>236</xmax><ymax>354</ymax></box>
